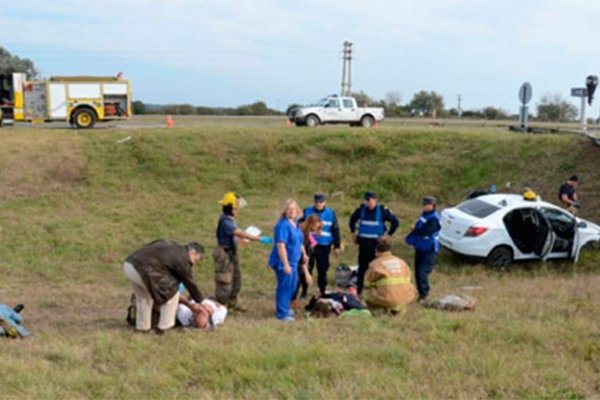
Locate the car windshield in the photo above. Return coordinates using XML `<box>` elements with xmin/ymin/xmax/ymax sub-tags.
<box><xmin>457</xmin><ymin>199</ymin><xmax>501</xmax><ymax>218</ymax></box>
<box><xmin>314</xmin><ymin>98</ymin><xmax>329</xmax><ymax>107</ymax></box>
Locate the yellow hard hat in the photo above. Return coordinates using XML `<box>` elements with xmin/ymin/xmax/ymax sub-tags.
<box><xmin>523</xmin><ymin>190</ymin><xmax>537</xmax><ymax>201</ymax></box>
<box><xmin>218</xmin><ymin>192</ymin><xmax>238</xmax><ymax>207</ymax></box>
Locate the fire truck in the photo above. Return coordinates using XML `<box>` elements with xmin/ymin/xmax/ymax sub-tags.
<box><xmin>0</xmin><ymin>73</ymin><xmax>132</xmax><ymax>129</ymax></box>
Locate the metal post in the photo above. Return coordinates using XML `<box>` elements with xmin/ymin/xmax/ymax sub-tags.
<box><xmin>580</xmin><ymin>96</ymin><xmax>587</xmax><ymax>132</ymax></box>
<box><xmin>347</xmin><ymin>42</ymin><xmax>352</xmax><ymax>96</ymax></box>
<box><xmin>341</xmin><ymin>42</ymin><xmax>347</xmax><ymax>96</ymax></box>
<box><xmin>519</xmin><ymin>105</ymin><xmax>528</xmax><ymax>128</ymax></box>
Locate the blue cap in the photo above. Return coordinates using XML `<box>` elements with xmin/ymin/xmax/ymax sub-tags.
<box><xmin>364</xmin><ymin>191</ymin><xmax>377</xmax><ymax>200</ymax></box>
<box><xmin>422</xmin><ymin>196</ymin><xmax>436</xmax><ymax>205</ymax></box>
<box><xmin>314</xmin><ymin>193</ymin><xmax>327</xmax><ymax>202</ymax></box>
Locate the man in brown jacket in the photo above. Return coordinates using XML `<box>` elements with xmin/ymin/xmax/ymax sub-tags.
<box><xmin>123</xmin><ymin>239</ymin><xmax>205</xmax><ymax>333</ymax></box>
<box><xmin>364</xmin><ymin>242</ymin><xmax>416</xmax><ymax>314</ymax></box>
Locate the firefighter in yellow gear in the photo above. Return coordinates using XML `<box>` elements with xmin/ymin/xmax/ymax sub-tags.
<box><xmin>363</xmin><ymin>241</ymin><xmax>416</xmax><ymax>314</ymax></box>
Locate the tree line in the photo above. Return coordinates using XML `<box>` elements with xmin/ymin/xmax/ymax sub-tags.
<box><xmin>0</xmin><ymin>46</ymin><xmax>581</xmax><ymax>122</ymax></box>
<box><xmin>132</xmin><ymin>100</ymin><xmax>282</xmax><ymax>116</ymax></box>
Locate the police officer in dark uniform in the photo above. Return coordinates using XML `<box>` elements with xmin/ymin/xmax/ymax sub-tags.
<box><xmin>349</xmin><ymin>191</ymin><xmax>399</xmax><ymax>294</ymax></box>
<box><xmin>406</xmin><ymin>196</ymin><xmax>442</xmax><ymax>303</ymax></box>
<box><xmin>300</xmin><ymin>193</ymin><xmax>341</xmax><ymax>295</ymax></box>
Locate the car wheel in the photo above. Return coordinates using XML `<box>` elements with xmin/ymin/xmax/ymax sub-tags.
<box><xmin>486</xmin><ymin>246</ymin><xmax>513</xmax><ymax>269</ymax></box>
<box><xmin>360</xmin><ymin>115</ymin><xmax>374</xmax><ymax>128</ymax></box>
<box><xmin>305</xmin><ymin>115</ymin><xmax>319</xmax><ymax>128</ymax></box>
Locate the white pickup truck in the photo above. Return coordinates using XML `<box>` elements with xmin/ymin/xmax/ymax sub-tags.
<box><xmin>290</xmin><ymin>96</ymin><xmax>384</xmax><ymax>128</ymax></box>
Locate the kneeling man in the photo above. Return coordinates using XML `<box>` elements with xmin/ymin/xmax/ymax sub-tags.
<box><xmin>364</xmin><ymin>242</ymin><xmax>416</xmax><ymax>314</ymax></box>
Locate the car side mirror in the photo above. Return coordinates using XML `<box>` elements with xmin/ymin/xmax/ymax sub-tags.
<box><xmin>324</xmin><ymin>103</ymin><xmax>330</xmax><ymax>108</ymax></box>
<box><xmin>577</xmin><ymin>221</ymin><xmax>587</xmax><ymax>228</ymax></box>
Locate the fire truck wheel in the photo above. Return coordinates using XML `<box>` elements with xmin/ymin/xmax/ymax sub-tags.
<box><xmin>73</xmin><ymin>108</ymin><xmax>96</xmax><ymax>129</ymax></box>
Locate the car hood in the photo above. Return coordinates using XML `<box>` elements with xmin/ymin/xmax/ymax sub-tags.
<box><xmin>577</xmin><ymin>218</ymin><xmax>600</xmax><ymax>234</ymax></box>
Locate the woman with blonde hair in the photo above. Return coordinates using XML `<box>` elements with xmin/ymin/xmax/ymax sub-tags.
<box><xmin>268</xmin><ymin>199</ymin><xmax>313</xmax><ymax>321</ymax></box>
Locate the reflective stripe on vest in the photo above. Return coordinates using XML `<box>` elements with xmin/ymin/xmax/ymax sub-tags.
<box><xmin>304</xmin><ymin>207</ymin><xmax>334</xmax><ymax>246</ymax></box>
<box><xmin>365</xmin><ymin>276</ymin><xmax>412</xmax><ymax>288</ymax></box>
<box><xmin>358</xmin><ymin>205</ymin><xmax>385</xmax><ymax>239</ymax></box>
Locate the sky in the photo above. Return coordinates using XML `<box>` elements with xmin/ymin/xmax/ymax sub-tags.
<box><xmin>2</xmin><ymin>0</ymin><xmax>600</xmax><ymax>113</ymax></box>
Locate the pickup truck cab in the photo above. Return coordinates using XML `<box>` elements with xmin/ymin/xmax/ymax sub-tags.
<box><xmin>290</xmin><ymin>96</ymin><xmax>384</xmax><ymax>128</ymax></box>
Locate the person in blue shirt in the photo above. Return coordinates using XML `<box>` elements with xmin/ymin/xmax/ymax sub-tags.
<box><xmin>558</xmin><ymin>175</ymin><xmax>580</xmax><ymax>215</ymax></box>
<box><xmin>268</xmin><ymin>199</ymin><xmax>313</xmax><ymax>321</ymax></box>
<box><xmin>213</xmin><ymin>192</ymin><xmax>271</xmax><ymax>312</ymax></box>
<box><xmin>406</xmin><ymin>196</ymin><xmax>442</xmax><ymax>303</ymax></box>
<box><xmin>299</xmin><ymin>193</ymin><xmax>342</xmax><ymax>296</ymax></box>
<box><xmin>349</xmin><ymin>191</ymin><xmax>400</xmax><ymax>295</ymax></box>
<box><xmin>0</xmin><ymin>304</ymin><xmax>30</xmax><ymax>338</ymax></box>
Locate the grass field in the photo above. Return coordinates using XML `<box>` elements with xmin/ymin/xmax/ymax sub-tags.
<box><xmin>1</xmin><ymin>116</ymin><xmax>599</xmax><ymax>399</ymax></box>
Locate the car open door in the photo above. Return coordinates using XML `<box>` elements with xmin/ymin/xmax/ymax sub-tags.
<box><xmin>571</xmin><ymin>220</ymin><xmax>582</xmax><ymax>262</ymax></box>
<box><xmin>532</xmin><ymin>210</ymin><xmax>556</xmax><ymax>260</ymax></box>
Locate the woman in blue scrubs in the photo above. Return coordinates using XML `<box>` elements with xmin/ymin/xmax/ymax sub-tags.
<box><xmin>268</xmin><ymin>199</ymin><xmax>312</xmax><ymax>320</ymax></box>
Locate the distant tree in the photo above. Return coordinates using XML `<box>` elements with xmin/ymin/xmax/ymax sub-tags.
<box><xmin>0</xmin><ymin>47</ymin><xmax>38</xmax><ymax>78</ymax></box>
<box><xmin>536</xmin><ymin>93</ymin><xmax>578</xmax><ymax>122</ymax></box>
<box><xmin>461</xmin><ymin>110</ymin><xmax>484</xmax><ymax>118</ymax></box>
<box><xmin>482</xmin><ymin>106</ymin><xmax>508</xmax><ymax>120</ymax></box>
<box><xmin>408</xmin><ymin>90</ymin><xmax>444</xmax><ymax>117</ymax></box>
<box><xmin>384</xmin><ymin>91</ymin><xmax>402</xmax><ymax>106</ymax></box>
<box><xmin>132</xmin><ymin>100</ymin><xmax>147</xmax><ymax>115</ymax></box>
<box><xmin>196</xmin><ymin>106</ymin><xmax>216</xmax><ymax>115</ymax></box>
<box><xmin>351</xmin><ymin>91</ymin><xmax>374</xmax><ymax>107</ymax></box>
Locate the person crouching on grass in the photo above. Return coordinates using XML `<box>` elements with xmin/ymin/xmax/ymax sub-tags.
<box><xmin>123</xmin><ymin>239</ymin><xmax>205</xmax><ymax>334</ymax></box>
<box><xmin>268</xmin><ymin>199</ymin><xmax>313</xmax><ymax>321</ymax></box>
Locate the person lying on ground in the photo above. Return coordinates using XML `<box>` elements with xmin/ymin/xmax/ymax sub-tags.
<box><xmin>176</xmin><ymin>296</ymin><xmax>227</xmax><ymax>330</ymax></box>
<box><xmin>0</xmin><ymin>303</ymin><xmax>30</xmax><ymax>338</ymax></box>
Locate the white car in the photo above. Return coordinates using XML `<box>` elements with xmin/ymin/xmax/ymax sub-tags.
<box><xmin>439</xmin><ymin>194</ymin><xmax>600</xmax><ymax>268</ymax></box>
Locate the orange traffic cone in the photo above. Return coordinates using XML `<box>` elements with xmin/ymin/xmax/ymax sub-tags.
<box><xmin>285</xmin><ymin>119</ymin><xmax>292</xmax><ymax>128</ymax></box>
<box><xmin>166</xmin><ymin>115</ymin><xmax>174</xmax><ymax>128</ymax></box>
<box><xmin>374</xmin><ymin>120</ymin><xmax>379</xmax><ymax>129</ymax></box>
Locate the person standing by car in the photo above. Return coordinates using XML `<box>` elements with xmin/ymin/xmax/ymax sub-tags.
<box><xmin>299</xmin><ymin>193</ymin><xmax>342</xmax><ymax>296</ymax></box>
<box><xmin>349</xmin><ymin>191</ymin><xmax>399</xmax><ymax>295</ymax></box>
<box><xmin>213</xmin><ymin>192</ymin><xmax>271</xmax><ymax>312</ymax></box>
<box><xmin>558</xmin><ymin>175</ymin><xmax>580</xmax><ymax>215</ymax></box>
<box><xmin>406</xmin><ymin>196</ymin><xmax>441</xmax><ymax>303</ymax></box>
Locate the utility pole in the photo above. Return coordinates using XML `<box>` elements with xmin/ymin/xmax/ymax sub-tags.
<box><xmin>341</xmin><ymin>41</ymin><xmax>353</xmax><ymax>96</ymax></box>
<box><xmin>457</xmin><ymin>94</ymin><xmax>462</xmax><ymax>117</ymax></box>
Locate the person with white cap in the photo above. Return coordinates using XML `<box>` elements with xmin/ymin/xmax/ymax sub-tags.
<box><xmin>213</xmin><ymin>192</ymin><xmax>272</xmax><ymax>311</ymax></box>
<box><xmin>405</xmin><ymin>196</ymin><xmax>441</xmax><ymax>303</ymax></box>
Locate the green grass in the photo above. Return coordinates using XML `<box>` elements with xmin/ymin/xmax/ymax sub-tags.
<box><xmin>0</xmin><ymin>117</ymin><xmax>599</xmax><ymax>399</ymax></box>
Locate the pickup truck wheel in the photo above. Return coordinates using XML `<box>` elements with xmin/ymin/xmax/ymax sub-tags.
<box><xmin>73</xmin><ymin>108</ymin><xmax>96</xmax><ymax>129</ymax></box>
<box><xmin>360</xmin><ymin>115</ymin><xmax>374</xmax><ymax>128</ymax></box>
<box><xmin>305</xmin><ymin>115</ymin><xmax>319</xmax><ymax>128</ymax></box>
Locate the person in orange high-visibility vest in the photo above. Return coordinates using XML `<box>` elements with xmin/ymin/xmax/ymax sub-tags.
<box><xmin>364</xmin><ymin>241</ymin><xmax>416</xmax><ymax>314</ymax></box>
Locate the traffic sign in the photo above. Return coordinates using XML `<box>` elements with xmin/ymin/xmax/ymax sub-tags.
<box><xmin>571</xmin><ymin>87</ymin><xmax>587</xmax><ymax>97</ymax></box>
<box><xmin>518</xmin><ymin>82</ymin><xmax>532</xmax><ymax>104</ymax></box>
